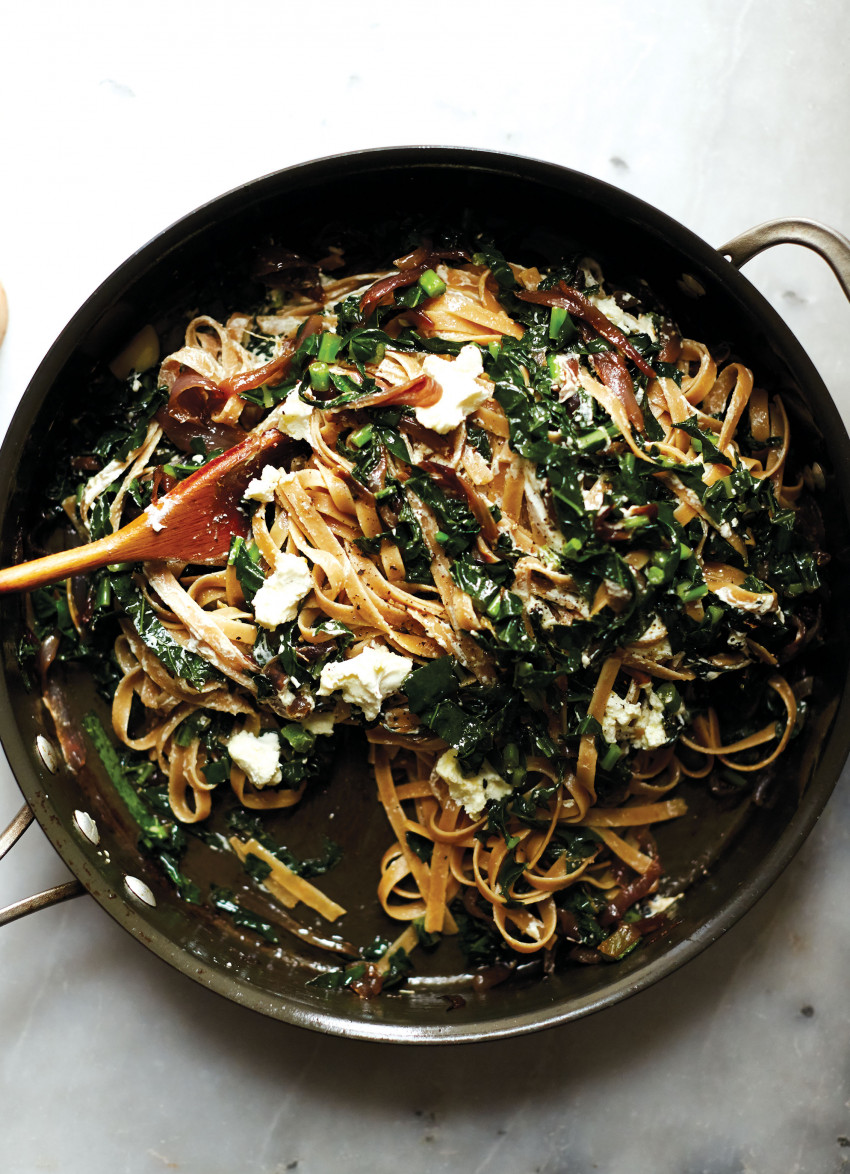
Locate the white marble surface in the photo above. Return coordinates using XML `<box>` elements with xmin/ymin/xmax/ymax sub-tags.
<box><xmin>2</xmin><ymin>2</ymin><xmax>850</xmax><ymax>1171</ymax></box>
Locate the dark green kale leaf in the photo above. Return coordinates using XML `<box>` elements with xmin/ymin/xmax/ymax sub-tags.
<box><xmin>465</xmin><ymin>423</ymin><xmax>492</xmax><ymax>461</ymax></box>
<box><xmin>306</xmin><ymin>962</ymin><xmax>367</xmax><ymax>990</ymax></box>
<box><xmin>25</xmin><ymin>576</ymin><xmax>122</xmax><ymax>697</ymax></box>
<box><xmin>82</xmin><ymin>712</ymin><xmax>201</xmax><ymax>902</ymax></box>
<box><xmin>472</xmin><ymin>241</ymin><xmax>516</xmax><ymax>290</ymax></box>
<box><xmin>380</xmin><ymin>946</ymin><xmax>414</xmax><ymax>991</ymax></box>
<box><xmin>654</xmin><ymin>360</ymin><xmax>683</xmax><ymax>387</ymax></box>
<box><xmin>89</xmin><ymin>370</ymin><xmax>168</xmax><ymax>466</ymax></box>
<box><xmin>344</xmin><ymin>327</ymin><xmax>393</xmax><ymax>364</ymax></box>
<box><xmin>558</xmin><ymin>885</ymin><xmax>607</xmax><ymax>946</ymax></box>
<box><xmin>406</xmin><ymin>831</ymin><xmax>434</xmax><ymax>863</ymax></box>
<box><xmin>390</xmin><ymin>490</ymin><xmax>434</xmax><ymax>584</ymax></box>
<box><xmin>112</xmin><ymin>575</ymin><xmax>222</xmax><ymax>688</ymax></box>
<box><xmin>412</xmin><ymin>917</ymin><xmax>441</xmax><ymax>950</ymax></box>
<box><xmin>209</xmin><ymin>886</ymin><xmax>280</xmax><ymax>944</ymax></box>
<box><xmin>451</xmin><ymin>555</ymin><xmax>533</xmax><ymax>652</ymax></box>
<box><xmin>345</xmin><ymin>417</ymin><xmax>412</xmax><ymax>489</ymax></box>
<box><xmin>403</xmin><ymin>656</ymin><xmax>460</xmax><ymax>713</ymax></box>
<box><xmin>451</xmin><ymin>900</ymin><xmax>513</xmax><ymax>968</ymax></box>
<box><xmin>393</xmin><ymin>329</ymin><xmax>465</xmax><ymax>356</ymax></box>
<box><xmin>89</xmin><ymin>491</ymin><xmax>117</xmax><ymax>540</ymax></box>
<box><xmin>496</xmin><ymin>837</ymin><xmax>526</xmax><ymax>899</ymax></box>
<box><xmin>243</xmin><ymin>852</ymin><xmax>273</xmax><ymax>883</ymax></box>
<box><xmin>82</xmin><ymin>712</ymin><xmax>166</xmax><ymax>842</ymax></box>
<box><xmin>404</xmin><ymin>470</ymin><xmax>480</xmax><ymax>557</ymax></box>
<box><xmin>675</xmin><ymin>416</ymin><xmax>727</xmax><ymax>465</ymax></box>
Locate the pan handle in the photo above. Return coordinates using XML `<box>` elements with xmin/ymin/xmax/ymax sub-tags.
<box><xmin>0</xmin><ymin>804</ymin><xmax>85</xmax><ymax>926</ymax></box>
<box><xmin>720</xmin><ymin>217</ymin><xmax>850</xmax><ymax>301</ymax></box>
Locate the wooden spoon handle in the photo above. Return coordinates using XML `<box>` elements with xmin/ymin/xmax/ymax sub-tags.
<box><xmin>0</xmin><ymin>521</ymin><xmax>153</xmax><ymax>594</ymax></box>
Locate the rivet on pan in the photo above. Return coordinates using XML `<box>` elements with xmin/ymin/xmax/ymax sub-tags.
<box><xmin>35</xmin><ymin>734</ymin><xmax>60</xmax><ymax>774</ymax></box>
<box><xmin>124</xmin><ymin>875</ymin><xmax>156</xmax><ymax>907</ymax></box>
<box><xmin>73</xmin><ymin>809</ymin><xmax>100</xmax><ymax>845</ymax></box>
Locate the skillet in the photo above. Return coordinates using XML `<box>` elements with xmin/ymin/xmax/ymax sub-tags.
<box><xmin>2</xmin><ymin>146</ymin><xmax>850</xmax><ymax>1044</ymax></box>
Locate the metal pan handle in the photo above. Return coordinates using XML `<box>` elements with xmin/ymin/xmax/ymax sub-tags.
<box><xmin>0</xmin><ymin>804</ymin><xmax>84</xmax><ymax>926</ymax></box>
<box><xmin>720</xmin><ymin>217</ymin><xmax>850</xmax><ymax>302</ymax></box>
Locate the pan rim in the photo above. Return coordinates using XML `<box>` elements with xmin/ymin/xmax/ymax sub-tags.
<box><xmin>2</xmin><ymin>144</ymin><xmax>849</xmax><ymax>1043</ymax></box>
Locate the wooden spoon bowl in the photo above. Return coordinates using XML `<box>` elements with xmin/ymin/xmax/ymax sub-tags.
<box><xmin>0</xmin><ymin>428</ymin><xmax>293</xmax><ymax>594</ymax></box>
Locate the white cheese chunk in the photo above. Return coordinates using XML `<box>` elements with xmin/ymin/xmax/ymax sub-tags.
<box><xmin>252</xmin><ymin>554</ymin><xmax>313</xmax><ymax>629</ymax></box>
<box><xmin>227</xmin><ymin>729</ymin><xmax>282</xmax><ymax>789</ymax></box>
<box><xmin>243</xmin><ymin>463</ymin><xmax>285</xmax><ymax>503</ymax></box>
<box><xmin>302</xmin><ymin>711</ymin><xmax>336</xmax><ymax>737</ymax></box>
<box><xmin>415</xmin><ymin>344</ymin><xmax>490</xmax><ymax>434</ymax></box>
<box><xmin>434</xmin><ymin>748</ymin><xmax>512</xmax><ymax>818</ymax></box>
<box><xmin>601</xmin><ymin>687</ymin><xmax>669</xmax><ymax>751</ymax></box>
<box><xmin>317</xmin><ymin>644</ymin><xmax>413</xmax><ymax>721</ymax></box>
<box><xmin>277</xmin><ymin>387</ymin><xmax>314</xmax><ymax>442</ymax></box>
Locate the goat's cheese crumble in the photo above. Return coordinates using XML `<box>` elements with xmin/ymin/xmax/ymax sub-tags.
<box><xmin>243</xmin><ymin>464</ymin><xmax>284</xmax><ymax>503</ymax></box>
<box><xmin>277</xmin><ymin>387</ymin><xmax>313</xmax><ymax>442</ymax></box>
<box><xmin>227</xmin><ymin>729</ymin><xmax>282</xmax><ymax>789</ymax></box>
<box><xmin>601</xmin><ymin>687</ymin><xmax>670</xmax><ymax>751</ymax></box>
<box><xmin>318</xmin><ymin>644</ymin><xmax>413</xmax><ymax>721</ymax></box>
<box><xmin>252</xmin><ymin>554</ymin><xmax>313</xmax><ymax>628</ymax></box>
<box><xmin>435</xmin><ymin>748</ymin><xmax>512</xmax><ymax>818</ymax></box>
<box><xmin>415</xmin><ymin>344</ymin><xmax>490</xmax><ymax>434</ymax></box>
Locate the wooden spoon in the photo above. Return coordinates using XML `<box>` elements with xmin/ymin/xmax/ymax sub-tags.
<box><xmin>0</xmin><ymin>428</ymin><xmax>293</xmax><ymax>594</ymax></box>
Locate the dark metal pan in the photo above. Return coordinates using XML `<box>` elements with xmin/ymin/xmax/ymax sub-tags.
<box><xmin>2</xmin><ymin>147</ymin><xmax>849</xmax><ymax>1044</ymax></box>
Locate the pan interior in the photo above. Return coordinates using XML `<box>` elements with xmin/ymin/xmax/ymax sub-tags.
<box><xmin>2</xmin><ymin>150</ymin><xmax>848</xmax><ymax>1041</ymax></box>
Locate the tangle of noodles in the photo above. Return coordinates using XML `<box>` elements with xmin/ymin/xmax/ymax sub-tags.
<box><xmin>48</xmin><ymin>240</ymin><xmax>825</xmax><ymax>989</ymax></box>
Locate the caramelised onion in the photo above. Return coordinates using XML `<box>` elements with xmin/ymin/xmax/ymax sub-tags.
<box><xmin>159</xmin><ymin>340</ymin><xmax>296</xmax><ymax>452</ymax></box>
<box><xmin>568</xmin><ymin>945</ymin><xmax>604</xmax><ymax>965</ymax></box>
<box><xmin>359</xmin><ymin>248</ymin><xmax>471</xmax><ymax>319</ymax></box>
<box><xmin>657</xmin><ymin>320</ymin><xmax>683</xmax><ymax>364</ymax></box>
<box><xmin>150</xmin><ymin>465</ymin><xmax>179</xmax><ymax>504</ymax></box>
<box><xmin>471</xmin><ymin>963</ymin><xmax>516</xmax><ymax>991</ymax></box>
<box><xmin>37</xmin><ymin>632</ymin><xmax>60</xmax><ymax>678</ymax></box>
<box><xmin>779</xmin><ymin>606</ymin><xmax>820</xmax><ymax>664</ymax></box>
<box><xmin>348</xmin><ymin>962</ymin><xmax>385</xmax><ymax>999</ymax></box>
<box><xmin>328</xmin><ymin>373</ymin><xmax>441</xmax><ymax>414</ymax></box>
<box><xmin>252</xmin><ymin>248</ymin><xmax>323</xmax><ymax>302</ymax></box>
<box><xmin>218</xmin><ymin>344</ymin><xmax>294</xmax><ymax>397</ymax></box>
<box><xmin>516</xmin><ymin>281</ymin><xmax>656</xmax><ymax>379</ymax></box>
<box><xmin>394</xmin><ymin>245</ymin><xmax>432</xmax><ymax>271</ymax></box>
<box><xmin>156</xmin><ymin>370</ymin><xmax>246</xmax><ymax>453</ymax></box>
<box><xmin>360</xmin><ymin>266</ymin><xmax>429</xmax><ymax>320</ymax></box>
<box><xmin>591</xmin><ymin>349</ymin><xmax>645</xmax><ymax>431</ymax></box>
<box><xmin>600</xmin><ymin>856</ymin><xmax>663</xmax><ymax>927</ymax></box>
<box><xmin>394</xmin><ymin>244</ymin><xmax>470</xmax><ymax>270</ymax></box>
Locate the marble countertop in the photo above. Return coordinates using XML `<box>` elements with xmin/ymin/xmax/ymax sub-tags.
<box><xmin>2</xmin><ymin>2</ymin><xmax>850</xmax><ymax>1171</ymax></box>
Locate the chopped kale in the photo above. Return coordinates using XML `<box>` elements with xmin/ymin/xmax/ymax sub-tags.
<box><xmin>210</xmin><ymin>886</ymin><xmax>280</xmax><ymax>944</ymax></box>
<box><xmin>403</xmin><ymin>656</ymin><xmax>460</xmax><ymax>713</ymax></box>
<box><xmin>404</xmin><ymin>470</ymin><xmax>480</xmax><ymax>557</ymax></box>
<box><xmin>112</xmin><ymin>575</ymin><xmax>221</xmax><ymax>688</ymax></box>
<box><xmin>228</xmin><ymin>536</ymin><xmax>266</xmax><ymax>604</ymax></box>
